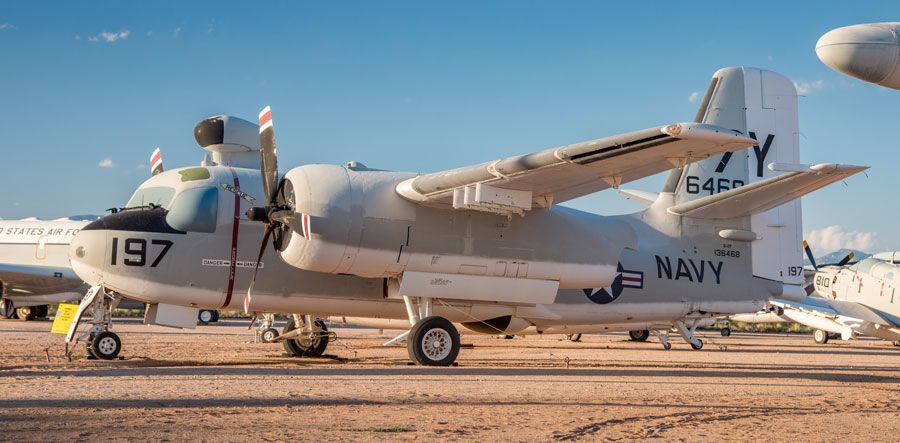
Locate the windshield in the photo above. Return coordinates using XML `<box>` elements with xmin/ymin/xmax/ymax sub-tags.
<box><xmin>166</xmin><ymin>187</ymin><xmax>219</xmax><ymax>233</ymax></box>
<box><xmin>126</xmin><ymin>186</ymin><xmax>176</xmax><ymax>209</ymax></box>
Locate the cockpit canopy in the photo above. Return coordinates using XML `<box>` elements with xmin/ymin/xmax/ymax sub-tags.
<box><xmin>124</xmin><ymin>167</ymin><xmax>220</xmax><ymax>234</ymax></box>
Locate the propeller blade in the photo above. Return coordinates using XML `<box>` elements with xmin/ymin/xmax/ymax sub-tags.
<box><xmin>802</xmin><ymin>240</ymin><xmax>818</xmax><ymax>271</ymax></box>
<box><xmin>150</xmin><ymin>147</ymin><xmax>164</xmax><ymax>176</ymax></box>
<box><xmin>244</xmin><ymin>224</ymin><xmax>273</xmax><ymax>314</ymax></box>
<box><xmin>837</xmin><ymin>251</ymin><xmax>855</xmax><ymax>267</ymax></box>
<box><xmin>269</xmin><ymin>210</ymin><xmax>295</xmax><ymax>226</ymax></box>
<box><xmin>258</xmin><ymin>105</ymin><xmax>279</xmax><ymax>204</ymax></box>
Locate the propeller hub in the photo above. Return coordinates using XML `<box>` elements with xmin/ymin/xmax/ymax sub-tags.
<box><xmin>246</xmin><ymin>207</ymin><xmax>269</xmax><ymax>223</ymax></box>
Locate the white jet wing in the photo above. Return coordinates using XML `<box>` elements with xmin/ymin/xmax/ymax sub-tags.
<box><xmin>667</xmin><ymin>163</ymin><xmax>868</xmax><ymax>219</ymax></box>
<box><xmin>772</xmin><ymin>296</ymin><xmax>900</xmax><ymax>328</ymax></box>
<box><xmin>395</xmin><ymin>123</ymin><xmax>756</xmax><ymax>214</ymax></box>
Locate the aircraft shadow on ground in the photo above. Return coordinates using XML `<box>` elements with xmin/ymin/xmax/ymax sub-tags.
<box><xmin>1</xmin><ymin>365</ymin><xmax>897</xmax><ymax>385</ymax></box>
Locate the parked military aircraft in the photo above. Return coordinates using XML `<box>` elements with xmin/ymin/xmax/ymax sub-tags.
<box><xmin>0</xmin><ymin>217</ymin><xmax>91</xmax><ymax>319</ymax></box>
<box><xmin>817</xmin><ymin>22</ymin><xmax>900</xmax><ymax>90</ymax></box>
<box><xmin>768</xmin><ymin>247</ymin><xmax>900</xmax><ymax>345</ymax></box>
<box><xmin>67</xmin><ymin>67</ymin><xmax>866</xmax><ymax>364</ymax></box>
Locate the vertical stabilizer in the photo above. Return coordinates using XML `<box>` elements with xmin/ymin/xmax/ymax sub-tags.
<box><xmin>671</xmin><ymin>67</ymin><xmax>803</xmax><ymax>285</ymax></box>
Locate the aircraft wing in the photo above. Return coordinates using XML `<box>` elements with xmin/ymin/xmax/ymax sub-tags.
<box><xmin>667</xmin><ymin>163</ymin><xmax>868</xmax><ymax>219</ymax></box>
<box><xmin>395</xmin><ymin>123</ymin><xmax>756</xmax><ymax>214</ymax></box>
<box><xmin>772</xmin><ymin>297</ymin><xmax>900</xmax><ymax>328</ymax></box>
<box><xmin>0</xmin><ymin>263</ymin><xmax>85</xmax><ymax>294</ymax></box>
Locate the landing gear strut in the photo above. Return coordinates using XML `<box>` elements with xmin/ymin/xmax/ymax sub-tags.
<box><xmin>255</xmin><ymin>313</ymin><xmax>279</xmax><ymax>343</ymax></box>
<box><xmin>393</xmin><ymin>296</ymin><xmax>461</xmax><ymax>366</ymax></box>
<box><xmin>67</xmin><ymin>286</ymin><xmax>122</xmax><ymax>360</ymax></box>
<box><xmin>674</xmin><ymin>320</ymin><xmax>703</xmax><ymax>350</ymax></box>
<box><xmin>281</xmin><ymin>314</ymin><xmax>329</xmax><ymax>357</ymax></box>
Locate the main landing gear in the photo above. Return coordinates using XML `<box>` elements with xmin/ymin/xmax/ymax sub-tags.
<box><xmin>650</xmin><ymin>320</ymin><xmax>705</xmax><ymax>350</ymax></box>
<box><xmin>280</xmin><ymin>314</ymin><xmax>330</xmax><ymax>357</ymax></box>
<box><xmin>389</xmin><ymin>295</ymin><xmax>461</xmax><ymax>366</ymax></box>
<box><xmin>255</xmin><ymin>313</ymin><xmax>280</xmax><ymax>343</ymax></box>
<box><xmin>628</xmin><ymin>330</ymin><xmax>650</xmax><ymax>342</ymax></box>
<box><xmin>67</xmin><ymin>285</ymin><xmax>123</xmax><ymax>360</ymax></box>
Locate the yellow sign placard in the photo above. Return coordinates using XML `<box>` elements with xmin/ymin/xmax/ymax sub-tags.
<box><xmin>51</xmin><ymin>303</ymin><xmax>79</xmax><ymax>334</ymax></box>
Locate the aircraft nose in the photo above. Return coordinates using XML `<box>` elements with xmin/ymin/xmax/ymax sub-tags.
<box><xmin>69</xmin><ymin>223</ymin><xmax>107</xmax><ymax>286</ymax></box>
<box><xmin>815</xmin><ymin>23</ymin><xmax>900</xmax><ymax>86</ymax></box>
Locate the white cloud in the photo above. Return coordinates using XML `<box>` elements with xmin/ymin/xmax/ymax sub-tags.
<box><xmin>794</xmin><ymin>79</ymin><xmax>825</xmax><ymax>95</ymax></box>
<box><xmin>87</xmin><ymin>30</ymin><xmax>130</xmax><ymax>43</ymax></box>
<box><xmin>0</xmin><ymin>23</ymin><xmax>16</xmax><ymax>30</ymax></box>
<box><xmin>172</xmin><ymin>27</ymin><xmax>181</xmax><ymax>38</ymax></box>
<box><xmin>687</xmin><ymin>91</ymin><xmax>701</xmax><ymax>103</ymax></box>
<box><xmin>805</xmin><ymin>225</ymin><xmax>877</xmax><ymax>255</ymax></box>
<box><xmin>98</xmin><ymin>157</ymin><xmax>115</xmax><ymax>168</ymax></box>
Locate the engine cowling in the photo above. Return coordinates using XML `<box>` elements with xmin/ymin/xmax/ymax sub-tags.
<box><xmin>276</xmin><ymin>164</ymin><xmax>637</xmax><ymax>289</ymax></box>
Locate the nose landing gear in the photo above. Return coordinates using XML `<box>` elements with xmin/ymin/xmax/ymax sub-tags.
<box><xmin>66</xmin><ymin>285</ymin><xmax>122</xmax><ymax>360</ymax></box>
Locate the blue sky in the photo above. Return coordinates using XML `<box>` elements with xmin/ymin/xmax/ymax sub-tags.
<box><xmin>0</xmin><ymin>1</ymin><xmax>897</xmax><ymax>255</ymax></box>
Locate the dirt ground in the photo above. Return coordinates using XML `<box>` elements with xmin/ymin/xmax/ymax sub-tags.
<box><xmin>1</xmin><ymin>318</ymin><xmax>898</xmax><ymax>442</ymax></box>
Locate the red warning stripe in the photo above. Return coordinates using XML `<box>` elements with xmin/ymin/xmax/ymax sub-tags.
<box><xmin>222</xmin><ymin>168</ymin><xmax>241</xmax><ymax>308</ymax></box>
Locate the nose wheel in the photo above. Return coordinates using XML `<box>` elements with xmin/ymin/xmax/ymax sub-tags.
<box><xmin>66</xmin><ymin>285</ymin><xmax>123</xmax><ymax>360</ymax></box>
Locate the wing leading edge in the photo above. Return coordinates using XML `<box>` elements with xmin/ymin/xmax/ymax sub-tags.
<box><xmin>396</xmin><ymin>123</ymin><xmax>756</xmax><ymax>215</ymax></box>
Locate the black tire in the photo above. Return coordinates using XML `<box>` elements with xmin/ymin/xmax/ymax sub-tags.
<box><xmin>813</xmin><ymin>329</ymin><xmax>829</xmax><ymax>344</ymax></box>
<box><xmin>90</xmin><ymin>331</ymin><xmax>121</xmax><ymax>360</ymax></box>
<box><xmin>16</xmin><ymin>306</ymin><xmax>35</xmax><ymax>321</ymax></box>
<box><xmin>407</xmin><ymin>316</ymin><xmax>460</xmax><ymax>366</ymax></box>
<box><xmin>282</xmin><ymin>319</ymin><xmax>329</xmax><ymax>357</ymax></box>
<box><xmin>629</xmin><ymin>330</ymin><xmax>650</xmax><ymax>342</ymax></box>
<box><xmin>198</xmin><ymin>310</ymin><xmax>214</xmax><ymax>324</ymax></box>
<box><xmin>662</xmin><ymin>342</ymin><xmax>672</xmax><ymax>350</ymax></box>
<box><xmin>261</xmin><ymin>328</ymin><xmax>279</xmax><ymax>343</ymax></box>
<box><xmin>690</xmin><ymin>339</ymin><xmax>704</xmax><ymax>350</ymax></box>
<box><xmin>34</xmin><ymin>305</ymin><xmax>49</xmax><ymax>318</ymax></box>
<box><xmin>566</xmin><ymin>333</ymin><xmax>583</xmax><ymax>342</ymax></box>
<box><xmin>720</xmin><ymin>327</ymin><xmax>732</xmax><ymax>337</ymax></box>
<box><xmin>208</xmin><ymin>310</ymin><xmax>219</xmax><ymax>323</ymax></box>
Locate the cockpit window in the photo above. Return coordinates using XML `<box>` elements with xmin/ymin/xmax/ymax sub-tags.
<box><xmin>126</xmin><ymin>187</ymin><xmax>176</xmax><ymax>209</ymax></box>
<box><xmin>166</xmin><ymin>187</ymin><xmax>218</xmax><ymax>233</ymax></box>
<box><xmin>855</xmin><ymin>258</ymin><xmax>879</xmax><ymax>274</ymax></box>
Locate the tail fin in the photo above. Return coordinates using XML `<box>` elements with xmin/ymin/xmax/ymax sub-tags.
<box><xmin>670</xmin><ymin>67</ymin><xmax>803</xmax><ymax>285</ymax></box>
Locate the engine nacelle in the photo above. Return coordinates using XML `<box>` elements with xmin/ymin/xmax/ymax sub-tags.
<box><xmin>277</xmin><ymin>164</ymin><xmax>637</xmax><ymax>289</ymax></box>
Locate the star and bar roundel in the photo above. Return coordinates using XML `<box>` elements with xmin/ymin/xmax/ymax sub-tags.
<box><xmin>583</xmin><ymin>262</ymin><xmax>643</xmax><ymax>304</ymax></box>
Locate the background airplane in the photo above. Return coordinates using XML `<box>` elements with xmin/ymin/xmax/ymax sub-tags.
<box><xmin>817</xmin><ymin>22</ymin><xmax>900</xmax><ymax>90</ymax></box>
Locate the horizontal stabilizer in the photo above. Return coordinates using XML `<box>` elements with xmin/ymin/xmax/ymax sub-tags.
<box><xmin>618</xmin><ymin>189</ymin><xmax>658</xmax><ymax>207</ymax></box>
<box><xmin>667</xmin><ymin>163</ymin><xmax>867</xmax><ymax>219</ymax></box>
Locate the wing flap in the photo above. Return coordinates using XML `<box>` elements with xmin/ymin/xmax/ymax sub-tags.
<box><xmin>667</xmin><ymin>163</ymin><xmax>868</xmax><ymax>219</ymax></box>
<box><xmin>396</xmin><ymin>123</ymin><xmax>757</xmax><ymax>213</ymax></box>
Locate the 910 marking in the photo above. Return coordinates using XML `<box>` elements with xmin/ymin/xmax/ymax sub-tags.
<box><xmin>110</xmin><ymin>237</ymin><xmax>173</xmax><ymax>267</ymax></box>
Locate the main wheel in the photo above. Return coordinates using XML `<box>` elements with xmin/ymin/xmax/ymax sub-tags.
<box><xmin>16</xmin><ymin>306</ymin><xmax>35</xmax><ymax>321</ymax></box>
<box><xmin>198</xmin><ymin>310</ymin><xmax>215</xmax><ymax>324</ymax></box>
<box><xmin>261</xmin><ymin>327</ymin><xmax>279</xmax><ymax>343</ymax></box>
<box><xmin>565</xmin><ymin>333</ymin><xmax>583</xmax><ymax>342</ymax></box>
<box><xmin>282</xmin><ymin>319</ymin><xmax>329</xmax><ymax>357</ymax></box>
<box><xmin>407</xmin><ymin>316</ymin><xmax>460</xmax><ymax>366</ymax></box>
<box><xmin>690</xmin><ymin>339</ymin><xmax>704</xmax><ymax>350</ymax></box>
<box><xmin>813</xmin><ymin>329</ymin><xmax>829</xmax><ymax>344</ymax></box>
<box><xmin>90</xmin><ymin>331</ymin><xmax>121</xmax><ymax>360</ymax></box>
<box><xmin>629</xmin><ymin>330</ymin><xmax>650</xmax><ymax>342</ymax></box>
<box><xmin>720</xmin><ymin>327</ymin><xmax>732</xmax><ymax>337</ymax></box>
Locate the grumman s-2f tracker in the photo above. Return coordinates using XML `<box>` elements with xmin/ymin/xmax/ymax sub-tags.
<box><xmin>66</xmin><ymin>67</ymin><xmax>866</xmax><ymax>365</ymax></box>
